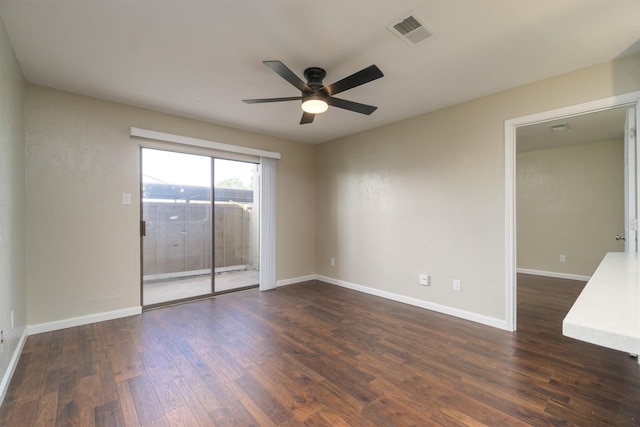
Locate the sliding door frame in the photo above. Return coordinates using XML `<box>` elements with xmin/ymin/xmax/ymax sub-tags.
<box><xmin>133</xmin><ymin>128</ymin><xmax>281</xmax><ymax>308</ymax></box>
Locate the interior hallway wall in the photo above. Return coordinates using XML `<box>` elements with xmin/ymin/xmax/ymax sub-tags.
<box><xmin>517</xmin><ymin>139</ymin><xmax>625</xmax><ymax>277</ymax></box>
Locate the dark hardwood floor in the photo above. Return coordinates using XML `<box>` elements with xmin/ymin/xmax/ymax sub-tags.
<box><xmin>1</xmin><ymin>275</ymin><xmax>639</xmax><ymax>426</ymax></box>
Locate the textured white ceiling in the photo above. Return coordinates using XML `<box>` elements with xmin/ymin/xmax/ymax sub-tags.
<box><xmin>1</xmin><ymin>0</ymin><xmax>639</xmax><ymax>144</ymax></box>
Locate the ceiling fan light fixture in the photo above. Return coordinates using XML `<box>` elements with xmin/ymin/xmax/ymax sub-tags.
<box><xmin>243</xmin><ymin>61</ymin><xmax>383</xmax><ymax>124</ymax></box>
<box><xmin>301</xmin><ymin>96</ymin><xmax>328</xmax><ymax>114</ymax></box>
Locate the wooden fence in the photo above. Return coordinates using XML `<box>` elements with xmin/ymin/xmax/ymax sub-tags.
<box><xmin>142</xmin><ymin>201</ymin><xmax>255</xmax><ymax>278</ymax></box>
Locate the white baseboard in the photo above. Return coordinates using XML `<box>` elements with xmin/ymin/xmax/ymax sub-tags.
<box><xmin>517</xmin><ymin>268</ymin><xmax>590</xmax><ymax>282</ymax></box>
<box><xmin>0</xmin><ymin>328</ymin><xmax>28</xmax><ymax>406</ymax></box>
<box><xmin>276</xmin><ymin>275</ymin><xmax>317</xmax><ymax>287</ymax></box>
<box><xmin>26</xmin><ymin>306</ymin><xmax>142</xmax><ymax>336</ymax></box>
<box><xmin>316</xmin><ymin>275</ymin><xmax>509</xmax><ymax>331</ymax></box>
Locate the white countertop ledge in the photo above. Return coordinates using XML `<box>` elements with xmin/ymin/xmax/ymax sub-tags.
<box><xmin>563</xmin><ymin>252</ymin><xmax>640</xmax><ymax>355</ymax></box>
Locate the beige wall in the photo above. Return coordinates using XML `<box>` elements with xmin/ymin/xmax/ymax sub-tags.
<box><xmin>0</xmin><ymin>15</ymin><xmax>26</xmax><ymax>387</ymax></box>
<box><xmin>25</xmin><ymin>85</ymin><xmax>315</xmax><ymax>325</ymax></box>
<box><xmin>315</xmin><ymin>53</ymin><xmax>640</xmax><ymax>322</ymax></box>
<box><xmin>517</xmin><ymin>139</ymin><xmax>625</xmax><ymax>277</ymax></box>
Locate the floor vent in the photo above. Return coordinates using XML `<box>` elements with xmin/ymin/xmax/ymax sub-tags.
<box><xmin>387</xmin><ymin>11</ymin><xmax>436</xmax><ymax>47</ymax></box>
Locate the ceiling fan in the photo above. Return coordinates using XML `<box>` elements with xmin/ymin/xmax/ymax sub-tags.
<box><xmin>242</xmin><ymin>60</ymin><xmax>384</xmax><ymax>125</ymax></box>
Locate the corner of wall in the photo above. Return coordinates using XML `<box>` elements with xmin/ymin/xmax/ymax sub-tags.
<box><xmin>0</xmin><ymin>9</ymin><xmax>27</xmax><ymax>407</ymax></box>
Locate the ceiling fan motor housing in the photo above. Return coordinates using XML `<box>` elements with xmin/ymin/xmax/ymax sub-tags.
<box><xmin>302</xmin><ymin>67</ymin><xmax>329</xmax><ymax>109</ymax></box>
<box><xmin>303</xmin><ymin>67</ymin><xmax>327</xmax><ymax>91</ymax></box>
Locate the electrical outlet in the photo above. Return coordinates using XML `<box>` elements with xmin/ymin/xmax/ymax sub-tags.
<box><xmin>559</xmin><ymin>255</ymin><xmax>566</xmax><ymax>263</ymax></box>
<box><xmin>419</xmin><ymin>274</ymin><xmax>430</xmax><ymax>286</ymax></box>
<box><xmin>453</xmin><ymin>279</ymin><xmax>461</xmax><ymax>291</ymax></box>
<box><xmin>330</xmin><ymin>257</ymin><xmax>335</xmax><ymax>267</ymax></box>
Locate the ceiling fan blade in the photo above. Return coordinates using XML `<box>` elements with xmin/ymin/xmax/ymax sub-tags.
<box><xmin>327</xmin><ymin>97</ymin><xmax>378</xmax><ymax>115</ymax></box>
<box><xmin>263</xmin><ymin>60</ymin><xmax>310</xmax><ymax>92</ymax></box>
<box><xmin>324</xmin><ymin>65</ymin><xmax>383</xmax><ymax>96</ymax></box>
<box><xmin>300</xmin><ymin>112</ymin><xmax>315</xmax><ymax>124</ymax></box>
<box><xmin>242</xmin><ymin>96</ymin><xmax>302</xmax><ymax>104</ymax></box>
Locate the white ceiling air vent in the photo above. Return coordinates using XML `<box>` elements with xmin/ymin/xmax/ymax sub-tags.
<box><xmin>387</xmin><ymin>11</ymin><xmax>436</xmax><ymax>47</ymax></box>
<box><xmin>549</xmin><ymin>123</ymin><xmax>569</xmax><ymax>132</ymax></box>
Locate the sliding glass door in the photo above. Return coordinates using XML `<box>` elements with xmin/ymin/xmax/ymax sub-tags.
<box><xmin>141</xmin><ymin>148</ymin><xmax>259</xmax><ymax>307</ymax></box>
<box><xmin>213</xmin><ymin>158</ymin><xmax>260</xmax><ymax>293</ymax></box>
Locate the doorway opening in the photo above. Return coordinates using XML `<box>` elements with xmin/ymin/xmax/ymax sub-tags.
<box><xmin>140</xmin><ymin>148</ymin><xmax>259</xmax><ymax>307</ymax></box>
<box><xmin>504</xmin><ymin>91</ymin><xmax>640</xmax><ymax>331</ymax></box>
<box><xmin>515</xmin><ymin>107</ymin><xmax>628</xmax><ymax>330</ymax></box>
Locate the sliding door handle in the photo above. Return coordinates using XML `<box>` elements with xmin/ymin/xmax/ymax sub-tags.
<box><xmin>141</xmin><ymin>220</ymin><xmax>146</xmax><ymax>237</ymax></box>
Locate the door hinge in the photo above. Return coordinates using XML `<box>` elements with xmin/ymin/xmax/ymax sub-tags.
<box><xmin>141</xmin><ymin>220</ymin><xmax>146</xmax><ymax>237</ymax></box>
<box><xmin>631</xmin><ymin>218</ymin><xmax>638</xmax><ymax>231</ymax></box>
<box><xmin>631</xmin><ymin>127</ymin><xmax>636</xmax><ymax>139</ymax></box>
